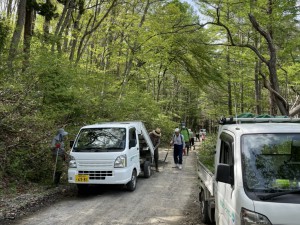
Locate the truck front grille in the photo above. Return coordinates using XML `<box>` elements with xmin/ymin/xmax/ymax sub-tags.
<box><xmin>78</xmin><ymin>171</ymin><xmax>113</xmax><ymax>180</ymax></box>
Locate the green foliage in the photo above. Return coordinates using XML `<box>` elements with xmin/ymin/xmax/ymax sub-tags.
<box><xmin>198</xmin><ymin>134</ymin><xmax>217</xmax><ymax>173</ymax></box>
<box><xmin>0</xmin><ymin>17</ymin><xmax>10</xmax><ymax>53</ymax></box>
<box><xmin>3</xmin><ymin>0</ymin><xmax>299</xmax><ymax>187</ymax></box>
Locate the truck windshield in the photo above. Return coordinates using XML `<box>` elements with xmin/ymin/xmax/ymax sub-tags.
<box><xmin>241</xmin><ymin>134</ymin><xmax>300</xmax><ymax>192</ymax></box>
<box><xmin>73</xmin><ymin>128</ymin><xmax>126</xmax><ymax>152</ymax></box>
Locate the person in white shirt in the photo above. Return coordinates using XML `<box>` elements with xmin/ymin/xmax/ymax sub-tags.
<box><xmin>170</xmin><ymin>128</ymin><xmax>185</xmax><ymax>170</ymax></box>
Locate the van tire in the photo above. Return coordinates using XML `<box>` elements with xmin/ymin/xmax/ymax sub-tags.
<box><xmin>143</xmin><ymin>161</ymin><xmax>151</xmax><ymax>178</ymax></box>
<box><xmin>126</xmin><ymin>170</ymin><xmax>137</xmax><ymax>191</ymax></box>
<box><xmin>199</xmin><ymin>190</ymin><xmax>210</xmax><ymax>224</ymax></box>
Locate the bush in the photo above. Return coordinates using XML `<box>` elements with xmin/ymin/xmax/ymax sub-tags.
<box><xmin>198</xmin><ymin>133</ymin><xmax>217</xmax><ymax>173</ymax></box>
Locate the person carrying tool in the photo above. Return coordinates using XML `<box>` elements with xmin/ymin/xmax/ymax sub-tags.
<box><xmin>51</xmin><ymin>128</ymin><xmax>68</xmax><ymax>186</ymax></box>
<box><xmin>149</xmin><ymin>128</ymin><xmax>161</xmax><ymax>172</ymax></box>
<box><xmin>170</xmin><ymin>128</ymin><xmax>185</xmax><ymax>170</ymax></box>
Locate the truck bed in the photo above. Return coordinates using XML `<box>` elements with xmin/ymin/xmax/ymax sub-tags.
<box><xmin>197</xmin><ymin>156</ymin><xmax>214</xmax><ymax>196</ymax></box>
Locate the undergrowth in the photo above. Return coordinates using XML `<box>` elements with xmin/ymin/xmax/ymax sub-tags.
<box><xmin>198</xmin><ymin>133</ymin><xmax>217</xmax><ymax>173</ymax></box>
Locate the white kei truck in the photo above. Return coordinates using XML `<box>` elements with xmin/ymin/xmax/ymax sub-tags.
<box><xmin>68</xmin><ymin>121</ymin><xmax>155</xmax><ymax>192</ymax></box>
<box><xmin>198</xmin><ymin>117</ymin><xmax>300</xmax><ymax>225</ymax></box>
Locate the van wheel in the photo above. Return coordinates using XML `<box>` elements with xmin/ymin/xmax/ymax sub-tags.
<box><xmin>199</xmin><ymin>190</ymin><xmax>210</xmax><ymax>223</ymax></box>
<box><xmin>143</xmin><ymin>161</ymin><xmax>151</xmax><ymax>178</ymax></box>
<box><xmin>126</xmin><ymin>170</ymin><xmax>137</xmax><ymax>191</ymax></box>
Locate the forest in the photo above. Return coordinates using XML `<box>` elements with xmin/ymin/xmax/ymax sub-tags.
<box><xmin>0</xmin><ymin>0</ymin><xmax>300</xmax><ymax>185</ymax></box>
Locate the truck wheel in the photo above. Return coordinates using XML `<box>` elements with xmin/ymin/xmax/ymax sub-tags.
<box><xmin>126</xmin><ymin>170</ymin><xmax>137</xmax><ymax>191</ymax></box>
<box><xmin>199</xmin><ymin>190</ymin><xmax>210</xmax><ymax>224</ymax></box>
<box><xmin>143</xmin><ymin>161</ymin><xmax>151</xmax><ymax>178</ymax></box>
<box><xmin>77</xmin><ymin>184</ymin><xmax>89</xmax><ymax>195</ymax></box>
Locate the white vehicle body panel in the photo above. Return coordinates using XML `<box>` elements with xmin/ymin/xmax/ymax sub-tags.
<box><xmin>198</xmin><ymin>118</ymin><xmax>300</xmax><ymax>225</ymax></box>
<box><xmin>68</xmin><ymin>121</ymin><xmax>154</xmax><ymax>185</ymax></box>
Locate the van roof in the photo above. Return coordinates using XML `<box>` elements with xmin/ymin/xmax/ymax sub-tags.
<box><xmin>222</xmin><ymin>123</ymin><xmax>300</xmax><ymax>135</ymax></box>
<box><xmin>80</xmin><ymin>121</ymin><xmax>145</xmax><ymax>129</ymax></box>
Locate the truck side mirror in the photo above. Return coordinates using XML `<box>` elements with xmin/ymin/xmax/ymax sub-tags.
<box><xmin>70</xmin><ymin>140</ymin><xmax>74</xmax><ymax>148</ymax></box>
<box><xmin>216</xmin><ymin>163</ymin><xmax>234</xmax><ymax>185</ymax></box>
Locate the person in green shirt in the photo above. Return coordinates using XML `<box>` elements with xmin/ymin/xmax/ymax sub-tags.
<box><xmin>180</xmin><ymin>126</ymin><xmax>190</xmax><ymax>155</ymax></box>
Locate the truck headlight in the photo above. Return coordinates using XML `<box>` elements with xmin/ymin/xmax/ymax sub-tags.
<box><xmin>241</xmin><ymin>208</ymin><xmax>272</xmax><ymax>225</ymax></box>
<box><xmin>68</xmin><ymin>155</ymin><xmax>77</xmax><ymax>168</ymax></box>
<box><xmin>114</xmin><ymin>154</ymin><xmax>127</xmax><ymax>168</ymax></box>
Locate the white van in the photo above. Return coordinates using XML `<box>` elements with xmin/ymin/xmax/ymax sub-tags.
<box><xmin>198</xmin><ymin>117</ymin><xmax>300</xmax><ymax>225</ymax></box>
<box><xmin>68</xmin><ymin>121</ymin><xmax>154</xmax><ymax>192</ymax></box>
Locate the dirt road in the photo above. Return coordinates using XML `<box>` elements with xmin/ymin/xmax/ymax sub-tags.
<box><xmin>13</xmin><ymin>146</ymin><xmax>204</xmax><ymax>225</ymax></box>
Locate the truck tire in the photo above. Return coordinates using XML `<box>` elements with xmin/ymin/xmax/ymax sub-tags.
<box><xmin>126</xmin><ymin>170</ymin><xmax>137</xmax><ymax>191</ymax></box>
<box><xmin>199</xmin><ymin>190</ymin><xmax>210</xmax><ymax>224</ymax></box>
<box><xmin>143</xmin><ymin>161</ymin><xmax>151</xmax><ymax>178</ymax></box>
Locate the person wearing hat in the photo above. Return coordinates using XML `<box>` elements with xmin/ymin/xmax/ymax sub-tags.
<box><xmin>170</xmin><ymin>128</ymin><xmax>185</xmax><ymax>170</ymax></box>
<box><xmin>149</xmin><ymin>128</ymin><xmax>161</xmax><ymax>172</ymax></box>
<box><xmin>51</xmin><ymin>128</ymin><xmax>68</xmax><ymax>186</ymax></box>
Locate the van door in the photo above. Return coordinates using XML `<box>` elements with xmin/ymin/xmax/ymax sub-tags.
<box><xmin>216</xmin><ymin>132</ymin><xmax>235</xmax><ymax>225</ymax></box>
<box><xmin>128</xmin><ymin>127</ymin><xmax>140</xmax><ymax>174</ymax></box>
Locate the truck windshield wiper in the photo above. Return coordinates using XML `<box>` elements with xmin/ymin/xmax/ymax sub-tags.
<box><xmin>258</xmin><ymin>189</ymin><xmax>300</xmax><ymax>200</ymax></box>
<box><xmin>106</xmin><ymin>147</ymin><xmax>124</xmax><ymax>150</ymax></box>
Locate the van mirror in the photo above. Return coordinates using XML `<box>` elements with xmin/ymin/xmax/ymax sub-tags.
<box><xmin>70</xmin><ymin>140</ymin><xmax>74</xmax><ymax>148</ymax></box>
<box><xmin>216</xmin><ymin>163</ymin><xmax>234</xmax><ymax>185</ymax></box>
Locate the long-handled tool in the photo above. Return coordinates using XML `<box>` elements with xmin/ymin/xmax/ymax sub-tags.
<box><xmin>163</xmin><ymin>147</ymin><xmax>171</xmax><ymax>163</ymax></box>
<box><xmin>52</xmin><ymin>148</ymin><xmax>59</xmax><ymax>183</ymax></box>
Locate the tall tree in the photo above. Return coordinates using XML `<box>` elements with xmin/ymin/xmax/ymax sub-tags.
<box><xmin>197</xmin><ymin>0</ymin><xmax>300</xmax><ymax>116</ymax></box>
<box><xmin>8</xmin><ymin>0</ymin><xmax>26</xmax><ymax>69</ymax></box>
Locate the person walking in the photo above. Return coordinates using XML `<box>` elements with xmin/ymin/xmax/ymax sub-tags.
<box><xmin>149</xmin><ymin>128</ymin><xmax>161</xmax><ymax>172</ymax></box>
<box><xmin>51</xmin><ymin>128</ymin><xmax>68</xmax><ymax>186</ymax></box>
<box><xmin>189</xmin><ymin>129</ymin><xmax>195</xmax><ymax>150</ymax></box>
<box><xmin>170</xmin><ymin>128</ymin><xmax>185</xmax><ymax>170</ymax></box>
<box><xmin>180</xmin><ymin>125</ymin><xmax>190</xmax><ymax>155</ymax></box>
<box><xmin>195</xmin><ymin>130</ymin><xmax>200</xmax><ymax>142</ymax></box>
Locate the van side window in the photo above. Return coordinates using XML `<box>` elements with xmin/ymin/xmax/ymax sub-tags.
<box><xmin>219</xmin><ymin>133</ymin><xmax>234</xmax><ymax>165</ymax></box>
<box><xmin>129</xmin><ymin>128</ymin><xmax>137</xmax><ymax>148</ymax></box>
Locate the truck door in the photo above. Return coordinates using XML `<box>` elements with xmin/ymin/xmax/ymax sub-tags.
<box><xmin>216</xmin><ymin>133</ymin><xmax>235</xmax><ymax>225</ymax></box>
<box><xmin>128</xmin><ymin>127</ymin><xmax>140</xmax><ymax>172</ymax></box>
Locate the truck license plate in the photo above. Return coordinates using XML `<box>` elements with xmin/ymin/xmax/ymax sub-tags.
<box><xmin>75</xmin><ymin>174</ymin><xmax>89</xmax><ymax>182</ymax></box>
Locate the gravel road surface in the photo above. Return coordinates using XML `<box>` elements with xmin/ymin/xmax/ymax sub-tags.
<box><xmin>10</xmin><ymin>145</ymin><xmax>205</xmax><ymax>225</ymax></box>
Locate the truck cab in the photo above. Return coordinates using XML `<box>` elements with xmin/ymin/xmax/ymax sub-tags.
<box><xmin>68</xmin><ymin>121</ymin><xmax>154</xmax><ymax>192</ymax></box>
<box><xmin>214</xmin><ymin>119</ymin><xmax>300</xmax><ymax>225</ymax></box>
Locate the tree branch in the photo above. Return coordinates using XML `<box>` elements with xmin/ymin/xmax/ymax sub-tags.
<box><xmin>259</xmin><ymin>71</ymin><xmax>288</xmax><ymax>109</ymax></box>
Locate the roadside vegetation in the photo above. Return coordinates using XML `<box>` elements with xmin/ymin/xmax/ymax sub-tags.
<box><xmin>198</xmin><ymin>134</ymin><xmax>217</xmax><ymax>173</ymax></box>
<box><xmin>1</xmin><ymin>0</ymin><xmax>300</xmax><ymax>194</ymax></box>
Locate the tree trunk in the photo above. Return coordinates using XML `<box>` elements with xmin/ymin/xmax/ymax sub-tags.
<box><xmin>226</xmin><ymin>8</ymin><xmax>232</xmax><ymax>116</ymax></box>
<box><xmin>8</xmin><ymin>0</ymin><xmax>26</xmax><ymax>69</ymax></box>
<box><xmin>226</xmin><ymin>48</ymin><xmax>232</xmax><ymax>116</ymax></box>
<box><xmin>43</xmin><ymin>17</ymin><xmax>50</xmax><ymax>39</ymax></box>
<box><xmin>69</xmin><ymin>8</ymin><xmax>83</xmax><ymax>61</ymax></box>
<box><xmin>6</xmin><ymin>0</ymin><xmax>13</xmax><ymax>18</ymax></box>
<box><xmin>248</xmin><ymin>13</ymin><xmax>289</xmax><ymax>115</ymax></box>
<box><xmin>51</xmin><ymin>0</ymin><xmax>71</xmax><ymax>52</ymax></box>
<box><xmin>23</xmin><ymin>0</ymin><xmax>35</xmax><ymax>71</ymax></box>
<box><xmin>75</xmin><ymin>0</ymin><xmax>117</xmax><ymax>64</ymax></box>
<box><xmin>254</xmin><ymin>60</ymin><xmax>262</xmax><ymax>114</ymax></box>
